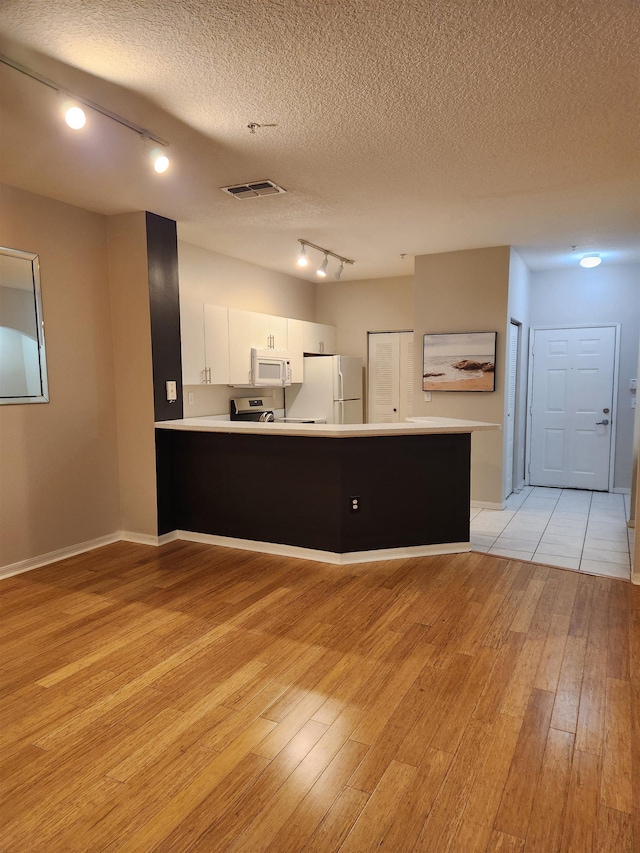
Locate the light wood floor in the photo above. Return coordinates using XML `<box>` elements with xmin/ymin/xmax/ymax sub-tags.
<box><xmin>1</xmin><ymin>542</ymin><xmax>637</xmax><ymax>852</ymax></box>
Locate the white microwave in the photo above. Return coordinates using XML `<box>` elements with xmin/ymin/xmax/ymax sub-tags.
<box><xmin>251</xmin><ymin>348</ymin><xmax>292</xmax><ymax>387</ymax></box>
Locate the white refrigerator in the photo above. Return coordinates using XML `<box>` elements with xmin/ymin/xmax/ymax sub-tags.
<box><xmin>285</xmin><ymin>355</ymin><xmax>363</xmax><ymax>424</ymax></box>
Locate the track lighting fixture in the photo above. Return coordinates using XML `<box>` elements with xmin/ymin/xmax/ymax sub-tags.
<box><xmin>297</xmin><ymin>244</ymin><xmax>308</xmax><ymax>267</ymax></box>
<box><xmin>296</xmin><ymin>240</ymin><xmax>355</xmax><ymax>280</ymax></box>
<box><xmin>1</xmin><ymin>53</ymin><xmax>170</xmax><ymax>175</ymax></box>
<box><xmin>317</xmin><ymin>254</ymin><xmax>329</xmax><ymax>278</ymax></box>
<box><xmin>579</xmin><ymin>253</ymin><xmax>602</xmax><ymax>268</ymax></box>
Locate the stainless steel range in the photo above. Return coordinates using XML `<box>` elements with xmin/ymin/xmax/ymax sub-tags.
<box><xmin>230</xmin><ymin>397</ymin><xmax>275</xmax><ymax>422</ymax></box>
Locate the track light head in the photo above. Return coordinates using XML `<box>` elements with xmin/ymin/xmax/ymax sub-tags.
<box><xmin>297</xmin><ymin>243</ymin><xmax>308</xmax><ymax>267</ymax></box>
<box><xmin>146</xmin><ymin>141</ymin><xmax>170</xmax><ymax>174</ymax></box>
<box><xmin>334</xmin><ymin>262</ymin><xmax>344</xmax><ymax>281</ymax></box>
<box><xmin>65</xmin><ymin>105</ymin><xmax>86</xmax><ymax>130</ymax></box>
<box><xmin>153</xmin><ymin>153</ymin><xmax>170</xmax><ymax>174</ymax></box>
<box><xmin>317</xmin><ymin>254</ymin><xmax>328</xmax><ymax>277</ymax></box>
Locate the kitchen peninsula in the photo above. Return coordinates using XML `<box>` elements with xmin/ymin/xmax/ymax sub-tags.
<box><xmin>155</xmin><ymin>417</ymin><xmax>499</xmax><ymax>563</ymax></box>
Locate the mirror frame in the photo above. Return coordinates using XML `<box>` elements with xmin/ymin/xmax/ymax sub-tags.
<box><xmin>0</xmin><ymin>245</ymin><xmax>49</xmax><ymax>405</ymax></box>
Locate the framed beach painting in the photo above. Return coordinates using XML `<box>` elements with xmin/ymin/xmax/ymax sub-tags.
<box><xmin>423</xmin><ymin>331</ymin><xmax>497</xmax><ymax>392</ymax></box>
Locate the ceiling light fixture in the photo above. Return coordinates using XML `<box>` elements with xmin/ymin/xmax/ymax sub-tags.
<box><xmin>297</xmin><ymin>244</ymin><xmax>308</xmax><ymax>267</ymax></box>
<box><xmin>65</xmin><ymin>105</ymin><xmax>86</xmax><ymax>130</ymax></box>
<box><xmin>579</xmin><ymin>254</ymin><xmax>602</xmax><ymax>268</ymax></box>
<box><xmin>317</xmin><ymin>254</ymin><xmax>329</xmax><ymax>278</ymax></box>
<box><xmin>296</xmin><ymin>240</ymin><xmax>355</xmax><ymax>280</ymax></box>
<box><xmin>1</xmin><ymin>53</ymin><xmax>170</xmax><ymax>174</ymax></box>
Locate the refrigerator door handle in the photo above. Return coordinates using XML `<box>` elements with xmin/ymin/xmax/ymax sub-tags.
<box><xmin>338</xmin><ymin>369</ymin><xmax>344</xmax><ymax>404</ymax></box>
<box><xmin>339</xmin><ymin>399</ymin><xmax>344</xmax><ymax>424</ymax></box>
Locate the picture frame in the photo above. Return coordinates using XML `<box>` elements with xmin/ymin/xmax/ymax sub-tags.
<box><xmin>423</xmin><ymin>331</ymin><xmax>497</xmax><ymax>392</ymax></box>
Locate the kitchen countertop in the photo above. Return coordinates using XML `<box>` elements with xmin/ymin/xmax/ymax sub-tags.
<box><xmin>155</xmin><ymin>416</ymin><xmax>500</xmax><ymax>438</ymax></box>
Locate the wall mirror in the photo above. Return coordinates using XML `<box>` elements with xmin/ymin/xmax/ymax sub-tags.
<box><xmin>0</xmin><ymin>246</ymin><xmax>49</xmax><ymax>404</ymax></box>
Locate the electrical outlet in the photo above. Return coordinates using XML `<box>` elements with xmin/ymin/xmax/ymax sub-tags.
<box><xmin>350</xmin><ymin>496</ymin><xmax>360</xmax><ymax>512</ymax></box>
<box><xmin>188</xmin><ymin>392</ymin><xmax>194</xmax><ymax>405</ymax></box>
<box><xmin>424</xmin><ymin>392</ymin><xmax>432</xmax><ymax>402</ymax></box>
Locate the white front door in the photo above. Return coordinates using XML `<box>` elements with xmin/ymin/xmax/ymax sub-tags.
<box><xmin>529</xmin><ymin>326</ymin><xmax>616</xmax><ymax>490</ymax></box>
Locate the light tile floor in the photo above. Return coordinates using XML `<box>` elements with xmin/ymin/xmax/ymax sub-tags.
<box><xmin>470</xmin><ymin>486</ymin><xmax>634</xmax><ymax>580</ymax></box>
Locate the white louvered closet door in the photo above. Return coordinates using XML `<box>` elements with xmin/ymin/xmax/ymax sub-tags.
<box><xmin>368</xmin><ymin>332</ymin><xmax>414</xmax><ymax>423</ymax></box>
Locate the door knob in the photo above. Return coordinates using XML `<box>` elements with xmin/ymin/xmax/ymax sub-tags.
<box><xmin>595</xmin><ymin>419</ymin><xmax>609</xmax><ymax>425</ymax></box>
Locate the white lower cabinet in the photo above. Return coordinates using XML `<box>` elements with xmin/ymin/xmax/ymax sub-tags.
<box><xmin>180</xmin><ymin>300</ymin><xmax>229</xmax><ymax>385</ymax></box>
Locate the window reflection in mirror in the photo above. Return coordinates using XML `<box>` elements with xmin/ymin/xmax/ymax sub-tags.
<box><xmin>0</xmin><ymin>247</ymin><xmax>49</xmax><ymax>404</ymax></box>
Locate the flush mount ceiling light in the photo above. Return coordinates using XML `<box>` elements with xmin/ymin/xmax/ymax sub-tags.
<box><xmin>296</xmin><ymin>240</ymin><xmax>355</xmax><ymax>280</ymax></box>
<box><xmin>1</xmin><ymin>53</ymin><xmax>170</xmax><ymax>175</ymax></box>
<box><xmin>579</xmin><ymin>254</ymin><xmax>602</xmax><ymax>268</ymax></box>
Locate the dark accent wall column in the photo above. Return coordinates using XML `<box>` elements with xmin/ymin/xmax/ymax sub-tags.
<box><xmin>146</xmin><ymin>211</ymin><xmax>183</xmax><ymax>422</ymax></box>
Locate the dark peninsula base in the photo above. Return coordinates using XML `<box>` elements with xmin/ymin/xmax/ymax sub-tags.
<box><xmin>156</xmin><ymin>430</ymin><xmax>471</xmax><ymax>556</ymax></box>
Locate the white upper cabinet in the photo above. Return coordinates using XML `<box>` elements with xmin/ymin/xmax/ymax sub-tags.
<box><xmin>287</xmin><ymin>320</ymin><xmax>337</xmax><ymax>382</ymax></box>
<box><xmin>204</xmin><ymin>304</ymin><xmax>230</xmax><ymax>384</ymax></box>
<box><xmin>228</xmin><ymin>309</ymin><xmax>288</xmax><ymax>385</ymax></box>
<box><xmin>286</xmin><ymin>319</ymin><xmax>304</xmax><ymax>382</ymax></box>
<box><xmin>180</xmin><ymin>299</ymin><xmax>207</xmax><ymax>385</ymax></box>
<box><xmin>304</xmin><ymin>322</ymin><xmax>336</xmax><ymax>355</ymax></box>
<box><xmin>180</xmin><ymin>300</ymin><xmax>229</xmax><ymax>385</ymax></box>
<box><xmin>181</xmin><ymin>304</ymin><xmax>337</xmax><ymax>387</ymax></box>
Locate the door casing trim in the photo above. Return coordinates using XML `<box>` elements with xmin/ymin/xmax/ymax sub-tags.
<box><xmin>525</xmin><ymin>323</ymin><xmax>621</xmax><ymax>493</ymax></box>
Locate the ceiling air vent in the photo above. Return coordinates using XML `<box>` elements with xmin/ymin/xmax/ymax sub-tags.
<box><xmin>221</xmin><ymin>180</ymin><xmax>286</xmax><ymax>199</ymax></box>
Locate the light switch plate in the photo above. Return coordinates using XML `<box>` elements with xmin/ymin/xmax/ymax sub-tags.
<box><xmin>166</xmin><ymin>380</ymin><xmax>177</xmax><ymax>402</ymax></box>
<box><xmin>423</xmin><ymin>392</ymin><xmax>432</xmax><ymax>402</ymax></box>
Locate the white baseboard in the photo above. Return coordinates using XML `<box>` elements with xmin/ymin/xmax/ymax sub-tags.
<box><xmin>471</xmin><ymin>500</ymin><xmax>505</xmax><ymax>511</ymax></box>
<box><xmin>119</xmin><ymin>530</ymin><xmax>179</xmax><ymax>547</ymax></box>
<box><xmin>176</xmin><ymin>530</ymin><xmax>470</xmax><ymax>565</ymax></box>
<box><xmin>0</xmin><ymin>533</ymin><xmax>122</xmax><ymax>580</ymax></box>
<box><xmin>1</xmin><ymin>529</ymin><xmax>472</xmax><ymax>578</ymax></box>
<box><xmin>613</xmin><ymin>487</ymin><xmax>631</xmax><ymax>495</ymax></box>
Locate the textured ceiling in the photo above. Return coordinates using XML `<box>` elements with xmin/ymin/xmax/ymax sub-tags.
<box><xmin>0</xmin><ymin>0</ymin><xmax>638</xmax><ymax>279</ymax></box>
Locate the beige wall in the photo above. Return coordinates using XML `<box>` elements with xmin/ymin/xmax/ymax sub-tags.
<box><xmin>316</xmin><ymin>275</ymin><xmax>414</xmax><ymax>361</ymax></box>
<box><xmin>107</xmin><ymin>213</ymin><xmax>158</xmax><ymax>537</ymax></box>
<box><xmin>529</xmin><ymin>264</ymin><xmax>640</xmax><ymax>491</ymax></box>
<box><xmin>316</xmin><ymin>275</ymin><xmax>414</xmax><ymax>419</ymax></box>
<box><xmin>0</xmin><ymin>184</ymin><xmax>121</xmax><ymax>568</ymax></box>
<box><xmin>178</xmin><ymin>240</ymin><xmax>316</xmax><ymax>416</ymax></box>
<box><xmin>414</xmin><ymin>246</ymin><xmax>511</xmax><ymax>505</ymax></box>
<box><xmin>178</xmin><ymin>240</ymin><xmax>316</xmax><ymax>318</ymax></box>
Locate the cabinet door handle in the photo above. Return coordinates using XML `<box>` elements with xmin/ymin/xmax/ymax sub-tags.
<box><xmin>319</xmin><ymin>341</ymin><xmax>324</xmax><ymax>353</ymax></box>
<box><xmin>202</xmin><ymin>368</ymin><xmax>207</xmax><ymax>384</ymax></box>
